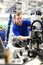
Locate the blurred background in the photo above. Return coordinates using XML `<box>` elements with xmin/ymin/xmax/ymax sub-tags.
<box><xmin>0</xmin><ymin>0</ymin><xmax>43</xmax><ymax>14</ymax></box>
<box><xmin>0</xmin><ymin>0</ymin><xmax>43</xmax><ymax>28</ymax></box>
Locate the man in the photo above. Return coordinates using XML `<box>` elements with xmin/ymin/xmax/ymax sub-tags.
<box><xmin>13</xmin><ymin>13</ymin><xmax>31</xmax><ymax>41</ymax></box>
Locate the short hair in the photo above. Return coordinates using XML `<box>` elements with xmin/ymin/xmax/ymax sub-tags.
<box><xmin>14</xmin><ymin>13</ymin><xmax>21</xmax><ymax>18</ymax></box>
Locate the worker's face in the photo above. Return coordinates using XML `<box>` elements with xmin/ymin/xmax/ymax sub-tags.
<box><xmin>14</xmin><ymin>15</ymin><xmax>22</xmax><ymax>26</ymax></box>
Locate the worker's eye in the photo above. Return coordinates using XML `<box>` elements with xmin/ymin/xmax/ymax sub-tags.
<box><xmin>20</xmin><ymin>18</ymin><xmax>21</xmax><ymax>19</ymax></box>
<box><xmin>17</xmin><ymin>18</ymin><xmax>19</xmax><ymax>20</ymax></box>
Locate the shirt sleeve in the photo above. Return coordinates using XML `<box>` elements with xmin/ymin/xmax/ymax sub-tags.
<box><xmin>25</xmin><ymin>20</ymin><xmax>31</xmax><ymax>26</ymax></box>
<box><xmin>13</xmin><ymin>26</ymin><xmax>20</xmax><ymax>36</ymax></box>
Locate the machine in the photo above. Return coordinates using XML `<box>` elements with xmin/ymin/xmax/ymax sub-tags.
<box><xmin>6</xmin><ymin>19</ymin><xmax>43</xmax><ymax>65</ymax></box>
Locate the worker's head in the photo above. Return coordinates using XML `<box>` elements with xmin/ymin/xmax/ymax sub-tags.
<box><xmin>14</xmin><ymin>13</ymin><xmax>22</xmax><ymax>26</ymax></box>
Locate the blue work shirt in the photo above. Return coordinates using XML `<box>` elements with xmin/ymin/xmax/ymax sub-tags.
<box><xmin>13</xmin><ymin>20</ymin><xmax>31</xmax><ymax>36</ymax></box>
<box><xmin>0</xmin><ymin>30</ymin><xmax>5</xmax><ymax>41</ymax></box>
<box><xmin>42</xmin><ymin>20</ymin><xmax>43</xmax><ymax>23</ymax></box>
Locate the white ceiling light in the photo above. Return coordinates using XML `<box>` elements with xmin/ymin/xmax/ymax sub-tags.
<box><xmin>36</xmin><ymin>0</ymin><xmax>42</xmax><ymax>1</ymax></box>
<box><xmin>41</xmin><ymin>5</ymin><xmax>43</xmax><ymax>7</ymax></box>
<box><xmin>0</xmin><ymin>3</ymin><xmax>6</xmax><ymax>8</ymax></box>
<box><xmin>4</xmin><ymin>0</ymin><xmax>10</xmax><ymax>2</ymax></box>
<box><xmin>31</xmin><ymin>3</ymin><xmax>36</xmax><ymax>6</ymax></box>
<box><xmin>30</xmin><ymin>3</ymin><xmax>36</xmax><ymax>7</ymax></box>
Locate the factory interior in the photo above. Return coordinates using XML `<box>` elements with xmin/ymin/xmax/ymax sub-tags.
<box><xmin>0</xmin><ymin>0</ymin><xmax>43</xmax><ymax>65</ymax></box>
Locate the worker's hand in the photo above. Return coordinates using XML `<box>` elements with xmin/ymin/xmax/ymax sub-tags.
<box><xmin>17</xmin><ymin>36</ymin><xmax>31</xmax><ymax>41</ymax></box>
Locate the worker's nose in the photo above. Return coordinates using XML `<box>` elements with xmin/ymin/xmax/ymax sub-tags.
<box><xmin>19</xmin><ymin>19</ymin><xmax>21</xmax><ymax>22</ymax></box>
<box><xmin>19</xmin><ymin>20</ymin><xmax>21</xmax><ymax>22</ymax></box>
